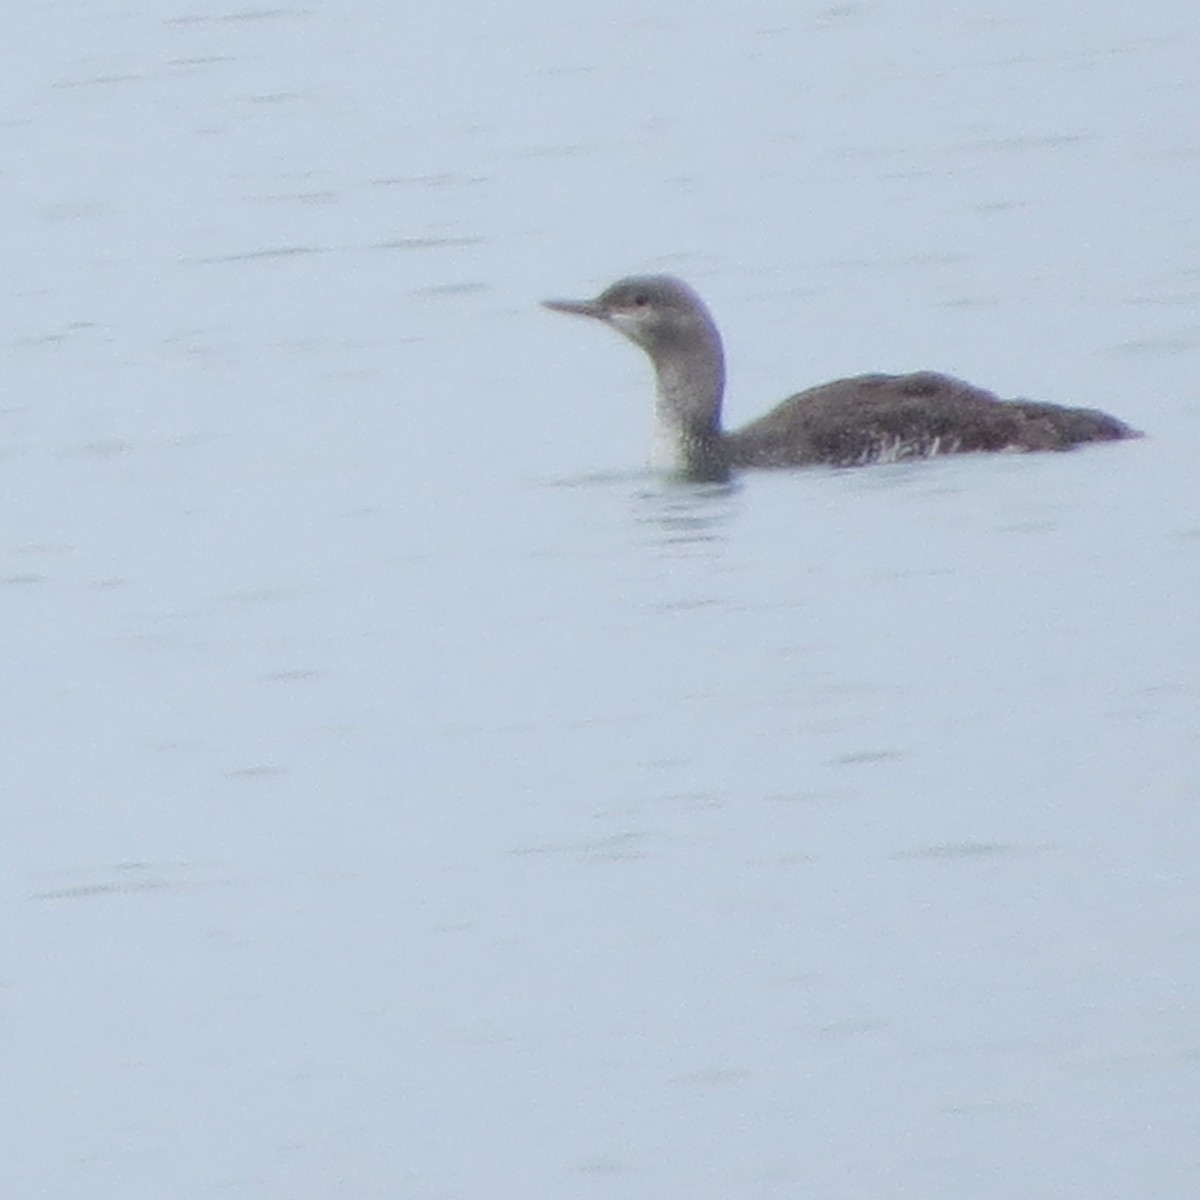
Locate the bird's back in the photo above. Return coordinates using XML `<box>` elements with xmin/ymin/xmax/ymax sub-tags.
<box><xmin>726</xmin><ymin>371</ymin><xmax>1138</xmax><ymax>468</ymax></box>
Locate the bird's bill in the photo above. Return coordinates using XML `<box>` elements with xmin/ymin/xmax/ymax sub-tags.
<box><xmin>541</xmin><ymin>297</ymin><xmax>608</xmax><ymax>320</ymax></box>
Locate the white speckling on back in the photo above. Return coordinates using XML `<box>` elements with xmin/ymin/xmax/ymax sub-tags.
<box><xmin>852</xmin><ymin>433</ymin><xmax>967</xmax><ymax>466</ymax></box>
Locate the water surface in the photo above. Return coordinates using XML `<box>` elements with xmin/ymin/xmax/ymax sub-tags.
<box><xmin>3</xmin><ymin>3</ymin><xmax>1199</xmax><ymax>1198</ymax></box>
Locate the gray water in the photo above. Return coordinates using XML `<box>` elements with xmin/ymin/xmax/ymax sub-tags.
<box><xmin>4</xmin><ymin>2</ymin><xmax>1200</xmax><ymax>1198</ymax></box>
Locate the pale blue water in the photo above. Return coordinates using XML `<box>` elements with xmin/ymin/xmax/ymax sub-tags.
<box><xmin>3</xmin><ymin>3</ymin><xmax>1199</xmax><ymax>1198</ymax></box>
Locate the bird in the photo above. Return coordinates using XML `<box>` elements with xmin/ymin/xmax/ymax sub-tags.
<box><xmin>543</xmin><ymin>274</ymin><xmax>1140</xmax><ymax>482</ymax></box>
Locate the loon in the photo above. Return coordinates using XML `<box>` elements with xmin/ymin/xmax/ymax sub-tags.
<box><xmin>543</xmin><ymin>274</ymin><xmax>1139</xmax><ymax>481</ymax></box>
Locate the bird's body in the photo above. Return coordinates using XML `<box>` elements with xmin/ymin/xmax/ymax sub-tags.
<box><xmin>543</xmin><ymin>275</ymin><xmax>1139</xmax><ymax>481</ymax></box>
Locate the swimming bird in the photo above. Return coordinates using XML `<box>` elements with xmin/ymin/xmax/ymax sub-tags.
<box><xmin>543</xmin><ymin>274</ymin><xmax>1139</xmax><ymax>481</ymax></box>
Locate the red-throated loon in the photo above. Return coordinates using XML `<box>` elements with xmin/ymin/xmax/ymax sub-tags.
<box><xmin>543</xmin><ymin>274</ymin><xmax>1139</xmax><ymax>481</ymax></box>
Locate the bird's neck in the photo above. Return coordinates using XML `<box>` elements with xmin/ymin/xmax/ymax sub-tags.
<box><xmin>650</xmin><ymin>331</ymin><xmax>728</xmax><ymax>481</ymax></box>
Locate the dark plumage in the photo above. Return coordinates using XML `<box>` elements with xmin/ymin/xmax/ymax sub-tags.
<box><xmin>544</xmin><ymin>274</ymin><xmax>1139</xmax><ymax>481</ymax></box>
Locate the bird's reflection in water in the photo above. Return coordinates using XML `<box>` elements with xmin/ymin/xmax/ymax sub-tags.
<box><xmin>540</xmin><ymin>466</ymin><xmax>739</xmax><ymax>569</ymax></box>
<box><xmin>630</xmin><ymin>475</ymin><xmax>740</xmax><ymax>556</ymax></box>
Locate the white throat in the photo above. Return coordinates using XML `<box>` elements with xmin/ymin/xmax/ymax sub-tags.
<box><xmin>651</xmin><ymin>409</ymin><xmax>690</xmax><ymax>470</ymax></box>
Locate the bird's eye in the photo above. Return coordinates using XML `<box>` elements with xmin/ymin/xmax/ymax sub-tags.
<box><xmin>632</xmin><ymin>294</ymin><xmax>649</xmax><ymax>307</ymax></box>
